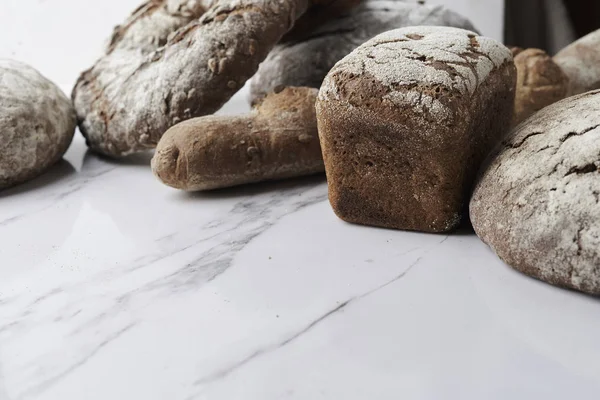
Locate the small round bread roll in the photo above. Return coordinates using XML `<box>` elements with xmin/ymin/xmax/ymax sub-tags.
<box><xmin>513</xmin><ymin>48</ymin><xmax>569</xmax><ymax>126</ymax></box>
<box><xmin>0</xmin><ymin>59</ymin><xmax>76</xmax><ymax>189</ymax></box>
<box><xmin>471</xmin><ymin>90</ymin><xmax>600</xmax><ymax>295</ymax></box>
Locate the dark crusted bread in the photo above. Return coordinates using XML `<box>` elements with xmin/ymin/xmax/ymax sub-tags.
<box><xmin>471</xmin><ymin>90</ymin><xmax>600</xmax><ymax>295</ymax></box>
<box><xmin>316</xmin><ymin>26</ymin><xmax>516</xmax><ymax>232</ymax></box>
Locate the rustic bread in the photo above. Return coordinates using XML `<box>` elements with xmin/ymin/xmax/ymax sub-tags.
<box><xmin>250</xmin><ymin>0</ymin><xmax>478</xmax><ymax>103</ymax></box>
<box><xmin>513</xmin><ymin>48</ymin><xmax>569</xmax><ymax>126</ymax></box>
<box><xmin>554</xmin><ymin>29</ymin><xmax>600</xmax><ymax>96</ymax></box>
<box><xmin>471</xmin><ymin>90</ymin><xmax>600</xmax><ymax>295</ymax></box>
<box><xmin>73</xmin><ymin>0</ymin><xmax>346</xmax><ymax>157</ymax></box>
<box><xmin>0</xmin><ymin>60</ymin><xmax>76</xmax><ymax>189</ymax></box>
<box><xmin>316</xmin><ymin>26</ymin><xmax>515</xmax><ymax>232</ymax></box>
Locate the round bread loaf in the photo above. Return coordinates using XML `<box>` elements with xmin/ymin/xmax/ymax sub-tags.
<box><xmin>0</xmin><ymin>59</ymin><xmax>76</xmax><ymax>190</ymax></box>
<box><xmin>250</xmin><ymin>0</ymin><xmax>478</xmax><ymax>103</ymax></box>
<box><xmin>316</xmin><ymin>26</ymin><xmax>515</xmax><ymax>232</ymax></box>
<box><xmin>513</xmin><ymin>48</ymin><xmax>569</xmax><ymax>126</ymax></box>
<box><xmin>471</xmin><ymin>90</ymin><xmax>600</xmax><ymax>295</ymax></box>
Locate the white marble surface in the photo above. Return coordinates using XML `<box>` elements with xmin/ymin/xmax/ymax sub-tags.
<box><xmin>1</xmin><ymin>1</ymin><xmax>599</xmax><ymax>400</ymax></box>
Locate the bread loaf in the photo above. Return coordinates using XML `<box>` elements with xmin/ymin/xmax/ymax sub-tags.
<box><xmin>250</xmin><ymin>0</ymin><xmax>478</xmax><ymax>103</ymax></box>
<box><xmin>316</xmin><ymin>26</ymin><xmax>515</xmax><ymax>232</ymax></box>
<box><xmin>513</xmin><ymin>48</ymin><xmax>569</xmax><ymax>125</ymax></box>
<box><xmin>0</xmin><ymin>60</ymin><xmax>76</xmax><ymax>189</ymax></box>
<box><xmin>554</xmin><ymin>29</ymin><xmax>600</xmax><ymax>96</ymax></box>
<box><xmin>471</xmin><ymin>90</ymin><xmax>600</xmax><ymax>295</ymax></box>
<box><xmin>73</xmin><ymin>0</ymin><xmax>341</xmax><ymax>157</ymax></box>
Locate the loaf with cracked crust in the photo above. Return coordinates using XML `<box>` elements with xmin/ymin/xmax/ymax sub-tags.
<box><xmin>250</xmin><ymin>0</ymin><xmax>478</xmax><ymax>103</ymax></box>
<box><xmin>471</xmin><ymin>90</ymin><xmax>600</xmax><ymax>296</ymax></box>
<box><xmin>513</xmin><ymin>48</ymin><xmax>569</xmax><ymax>126</ymax></box>
<box><xmin>316</xmin><ymin>26</ymin><xmax>516</xmax><ymax>232</ymax></box>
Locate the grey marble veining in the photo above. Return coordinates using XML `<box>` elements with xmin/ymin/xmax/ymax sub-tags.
<box><xmin>2</xmin><ymin>1</ymin><xmax>600</xmax><ymax>400</ymax></box>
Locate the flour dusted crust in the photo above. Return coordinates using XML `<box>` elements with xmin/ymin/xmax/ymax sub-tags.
<box><xmin>73</xmin><ymin>0</ymin><xmax>314</xmax><ymax>157</ymax></box>
<box><xmin>0</xmin><ymin>59</ymin><xmax>76</xmax><ymax>189</ymax></box>
<box><xmin>316</xmin><ymin>26</ymin><xmax>515</xmax><ymax>232</ymax></box>
<box><xmin>471</xmin><ymin>91</ymin><xmax>600</xmax><ymax>295</ymax></box>
<box><xmin>554</xmin><ymin>29</ymin><xmax>600</xmax><ymax>96</ymax></box>
<box><xmin>281</xmin><ymin>0</ymin><xmax>361</xmax><ymax>43</ymax></box>
<box><xmin>250</xmin><ymin>0</ymin><xmax>478</xmax><ymax>102</ymax></box>
<box><xmin>107</xmin><ymin>0</ymin><xmax>210</xmax><ymax>54</ymax></box>
<box><xmin>320</xmin><ymin>26</ymin><xmax>511</xmax><ymax>103</ymax></box>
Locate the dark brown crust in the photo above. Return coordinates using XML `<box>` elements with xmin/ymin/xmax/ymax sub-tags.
<box><xmin>152</xmin><ymin>87</ymin><xmax>323</xmax><ymax>190</ymax></box>
<box><xmin>317</xmin><ymin>39</ymin><xmax>516</xmax><ymax>232</ymax></box>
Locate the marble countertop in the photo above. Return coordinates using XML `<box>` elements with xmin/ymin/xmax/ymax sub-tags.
<box><xmin>1</xmin><ymin>1</ymin><xmax>599</xmax><ymax>400</ymax></box>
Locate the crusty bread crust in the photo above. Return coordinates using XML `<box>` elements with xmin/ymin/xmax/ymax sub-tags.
<box><xmin>251</xmin><ymin>0</ymin><xmax>478</xmax><ymax>103</ymax></box>
<box><xmin>554</xmin><ymin>29</ymin><xmax>600</xmax><ymax>96</ymax></box>
<box><xmin>471</xmin><ymin>90</ymin><xmax>600</xmax><ymax>295</ymax></box>
<box><xmin>317</xmin><ymin>26</ymin><xmax>515</xmax><ymax>232</ymax></box>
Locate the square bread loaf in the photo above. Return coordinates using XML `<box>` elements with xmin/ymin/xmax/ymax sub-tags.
<box><xmin>316</xmin><ymin>26</ymin><xmax>516</xmax><ymax>232</ymax></box>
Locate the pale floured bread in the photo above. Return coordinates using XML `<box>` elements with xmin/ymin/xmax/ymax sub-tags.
<box><xmin>0</xmin><ymin>59</ymin><xmax>76</xmax><ymax>189</ymax></box>
<box><xmin>554</xmin><ymin>29</ymin><xmax>600</xmax><ymax>96</ymax></box>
